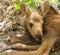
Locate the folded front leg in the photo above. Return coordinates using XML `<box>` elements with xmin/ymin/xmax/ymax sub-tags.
<box><xmin>36</xmin><ymin>27</ymin><xmax>59</xmax><ymax>55</ymax></box>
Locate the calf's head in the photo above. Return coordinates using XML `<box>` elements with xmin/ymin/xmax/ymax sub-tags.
<box><xmin>20</xmin><ymin>1</ymin><xmax>50</xmax><ymax>42</ymax></box>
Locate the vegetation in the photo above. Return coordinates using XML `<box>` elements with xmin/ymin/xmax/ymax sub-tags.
<box><xmin>13</xmin><ymin>0</ymin><xmax>60</xmax><ymax>10</ymax></box>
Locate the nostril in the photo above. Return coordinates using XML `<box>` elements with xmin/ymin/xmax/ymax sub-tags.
<box><xmin>8</xmin><ymin>39</ymin><xmax>11</xmax><ymax>42</ymax></box>
<box><xmin>35</xmin><ymin>34</ymin><xmax>42</xmax><ymax>42</ymax></box>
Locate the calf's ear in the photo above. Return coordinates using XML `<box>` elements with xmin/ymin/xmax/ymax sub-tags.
<box><xmin>20</xmin><ymin>1</ymin><xmax>31</xmax><ymax>16</ymax></box>
<box><xmin>36</xmin><ymin>0</ymin><xmax>50</xmax><ymax>18</ymax></box>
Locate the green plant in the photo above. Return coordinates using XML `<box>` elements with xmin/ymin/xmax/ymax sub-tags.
<box><xmin>13</xmin><ymin>0</ymin><xmax>20</xmax><ymax>10</ymax></box>
<box><xmin>14</xmin><ymin>0</ymin><xmax>38</xmax><ymax>10</ymax></box>
<box><xmin>23</xmin><ymin>0</ymin><xmax>37</xmax><ymax>9</ymax></box>
<box><xmin>13</xmin><ymin>0</ymin><xmax>58</xmax><ymax>10</ymax></box>
<box><xmin>57</xmin><ymin>3</ymin><xmax>60</xmax><ymax>8</ymax></box>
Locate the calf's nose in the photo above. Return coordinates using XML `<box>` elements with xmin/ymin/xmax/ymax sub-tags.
<box><xmin>35</xmin><ymin>34</ymin><xmax>43</xmax><ymax>42</ymax></box>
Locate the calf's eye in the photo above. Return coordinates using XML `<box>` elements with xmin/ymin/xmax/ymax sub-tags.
<box><xmin>29</xmin><ymin>23</ymin><xmax>33</xmax><ymax>28</ymax></box>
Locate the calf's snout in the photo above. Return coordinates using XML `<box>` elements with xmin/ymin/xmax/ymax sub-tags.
<box><xmin>35</xmin><ymin>34</ymin><xmax>43</xmax><ymax>42</ymax></box>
